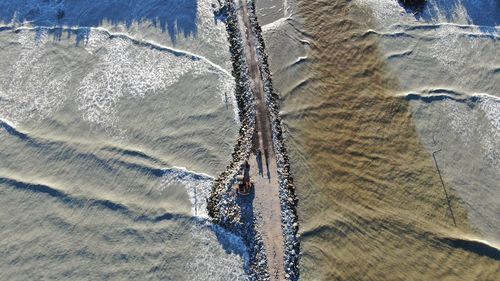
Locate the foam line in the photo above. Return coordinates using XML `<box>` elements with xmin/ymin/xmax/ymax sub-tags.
<box><xmin>0</xmin><ymin>117</ymin><xmax>16</xmax><ymax>130</ymax></box>
<box><xmin>0</xmin><ymin>24</ymin><xmax>233</xmax><ymax>78</ymax></box>
<box><xmin>392</xmin><ymin>22</ymin><xmax>500</xmax><ymax>33</ymax></box>
<box><xmin>392</xmin><ymin>22</ymin><xmax>499</xmax><ymax>39</ymax></box>
<box><xmin>386</xmin><ymin>49</ymin><xmax>413</xmax><ymax>60</ymax></box>
<box><xmin>365</xmin><ymin>23</ymin><xmax>499</xmax><ymax>40</ymax></box>
<box><xmin>261</xmin><ymin>16</ymin><xmax>291</xmax><ymax>31</ymax></box>
<box><xmin>168</xmin><ymin>166</ymin><xmax>214</xmax><ymax>180</ymax></box>
<box><xmin>364</xmin><ymin>29</ymin><xmax>415</xmax><ymax>38</ymax></box>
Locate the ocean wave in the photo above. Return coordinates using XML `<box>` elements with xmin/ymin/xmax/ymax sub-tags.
<box><xmin>438</xmin><ymin>236</ymin><xmax>500</xmax><ymax>261</ymax></box>
<box><xmin>0</xmin><ymin>119</ymin><xmax>222</xmax><ymax>220</ymax></box>
<box><xmin>0</xmin><ymin>117</ymin><xmax>16</xmax><ymax>129</ymax></box>
<box><xmin>365</xmin><ymin>24</ymin><xmax>499</xmax><ymax>41</ymax></box>
<box><xmin>261</xmin><ymin>16</ymin><xmax>292</xmax><ymax>32</ymax></box>
<box><xmin>0</xmin><ymin>29</ymin><xmax>71</xmax><ymax>124</ymax></box>
<box><xmin>281</xmin><ymin>79</ymin><xmax>311</xmax><ymax>101</ymax></box>
<box><xmin>0</xmin><ymin>25</ymin><xmax>236</xmax><ymax>130</ymax></box>
<box><xmin>100</xmin><ymin>145</ymin><xmax>167</xmax><ymax>165</ymax></box>
<box><xmin>0</xmin><ymin>118</ymin><xmax>26</xmax><ymax>139</ymax></box>
<box><xmin>386</xmin><ymin>49</ymin><xmax>414</xmax><ymax>60</ymax></box>
<box><xmin>159</xmin><ymin>167</ymin><xmax>214</xmax><ymax>218</ymax></box>
<box><xmin>401</xmin><ymin>90</ymin><xmax>500</xmax><ymax>104</ymax></box>
<box><xmin>406</xmin><ymin>90</ymin><xmax>500</xmax><ymax>170</ymax></box>
<box><xmin>0</xmin><ymin>175</ymin><xmax>190</xmax><ymax>223</ymax></box>
<box><xmin>0</xmin><ymin>121</ymin><xmax>215</xmax><ymax>208</ymax></box>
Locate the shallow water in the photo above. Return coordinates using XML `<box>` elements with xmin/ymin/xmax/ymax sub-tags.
<box><xmin>0</xmin><ymin>0</ymin><xmax>248</xmax><ymax>280</ymax></box>
<box><xmin>1</xmin><ymin>0</ymin><xmax>499</xmax><ymax>280</ymax></box>
<box><xmin>259</xmin><ymin>0</ymin><xmax>500</xmax><ymax>279</ymax></box>
<box><xmin>355</xmin><ymin>0</ymin><xmax>500</xmax><ymax>245</ymax></box>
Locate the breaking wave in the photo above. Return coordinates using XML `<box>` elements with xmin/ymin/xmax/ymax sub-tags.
<box><xmin>0</xmin><ymin>26</ymin><xmax>236</xmax><ymax>131</ymax></box>
<box><xmin>160</xmin><ymin>167</ymin><xmax>214</xmax><ymax>218</ymax></box>
<box><xmin>0</xmin><ymin>175</ymin><xmax>190</xmax><ymax>222</ymax></box>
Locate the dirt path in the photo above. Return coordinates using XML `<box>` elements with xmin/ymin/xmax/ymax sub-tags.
<box><xmin>233</xmin><ymin>0</ymin><xmax>286</xmax><ymax>280</ymax></box>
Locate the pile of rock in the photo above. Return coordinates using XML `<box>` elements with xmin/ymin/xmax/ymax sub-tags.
<box><xmin>247</xmin><ymin>220</ymin><xmax>271</xmax><ymax>281</ymax></box>
<box><xmin>207</xmin><ymin>2</ymin><xmax>270</xmax><ymax>280</ymax></box>
<box><xmin>246</xmin><ymin>1</ymin><xmax>301</xmax><ymax>280</ymax></box>
<box><xmin>207</xmin><ymin>1</ymin><xmax>255</xmax><ymax>232</ymax></box>
<box><xmin>208</xmin><ymin>1</ymin><xmax>301</xmax><ymax>279</ymax></box>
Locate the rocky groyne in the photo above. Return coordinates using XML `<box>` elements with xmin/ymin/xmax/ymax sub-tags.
<box><xmin>245</xmin><ymin>1</ymin><xmax>300</xmax><ymax>280</ymax></box>
<box><xmin>207</xmin><ymin>1</ymin><xmax>253</xmax><ymax>230</ymax></box>
<box><xmin>208</xmin><ymin>2</ymin><xmax>270</xmax><ymax>280</ymax></box>
<box><xmin>207</xmin><ymin>1</ymin><xmax>300</xmax><ymax>280</ymax></box>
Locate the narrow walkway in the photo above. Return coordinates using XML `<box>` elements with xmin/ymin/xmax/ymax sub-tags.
<box><xmin>232</xmin><ymin>0</ymin><xmax>286</xmax><ymax>280</ymax></box>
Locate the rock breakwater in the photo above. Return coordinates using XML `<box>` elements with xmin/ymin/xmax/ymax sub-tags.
<box><xmin>207</xmin><ymin>1</ymin><xmax>300</xmax><ymax>280</ymax></box>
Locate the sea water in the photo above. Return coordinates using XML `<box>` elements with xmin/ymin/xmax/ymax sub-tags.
<box><xmin>0</xmin><ymin>0</ymin><xmax>247</xmax><ymax>280</ymax></box>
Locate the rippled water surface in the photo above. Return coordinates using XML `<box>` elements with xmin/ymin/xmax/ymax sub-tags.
<box><xmin>0</xmin><ymin>0</ymin><xmax>499</xmax><ymax>280</ymax></box>
<box><xmin>261</xmin><ymin>0</ymin><xmax>500</xmax><ymax>279</ymax></box>
<box><xmin>0</xmin><ymin>0</ymin><xmax>248</xmax><ymax>280</ymax></box>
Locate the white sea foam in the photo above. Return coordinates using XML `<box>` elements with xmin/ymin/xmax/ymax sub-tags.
<box><xmin>444</xmin><ymin>94</ymin><xmax>500</xmax><ymax>168</ymax></box>
<box><xmin>478</xmin><ymin>95</ymin><xmax>500</xmax><ymax>167</ymax></box>
<box><xmin>77</xmin><ymin>32</ymin><xmax>201</xmax><ymax>128</ymax></box>
<box><xmin>0</xmin><ymin>0</ymin><xmax>238</xmax><ymax>129</ymax></box>
<box><xmin>186</xmin><ymin>221</ymin><xmax>247</xmax><ymax>281</ymax></box>
<box><xmin>0</xmin><ymin>25</ymin><xmax>237</xmax><ymax>130</ymax></box>
<box><xmin>159</xmin><ymin>167</ymin><xmax>214</xmax><ymax>218</ymax></box>
<box><xmin>77</xmin><ymin>29</ymin><xmax>237</xmax><ymax>129</ymax></box>
<box><xmin>0</xmin><ymin>30</ymin><xmax>71</xmax><ymax>124</ymax></box>
<box><xmin>443</xmin><ymin>99</ymin><xmax>475</xmax><ymax>146</ymax></box>
<box><xmin>428</xmin><ymin>24</ymin><xmax>482</xmax><ymax>68</ymax></box>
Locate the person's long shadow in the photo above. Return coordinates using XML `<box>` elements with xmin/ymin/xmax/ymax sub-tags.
<box><xmin>0</xmin><ymin>0</ymin><xmax>199</xmax><ymax>44</ymax></box>
<box><xmin>256</xmin><ymin>151</ymin><xmax>264</xmax><ymax>176</ymax></box>
<box><xmin>256</xmin><ymin>151</ymin><xmax>272</xmax><ymax>183</ymax></box>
